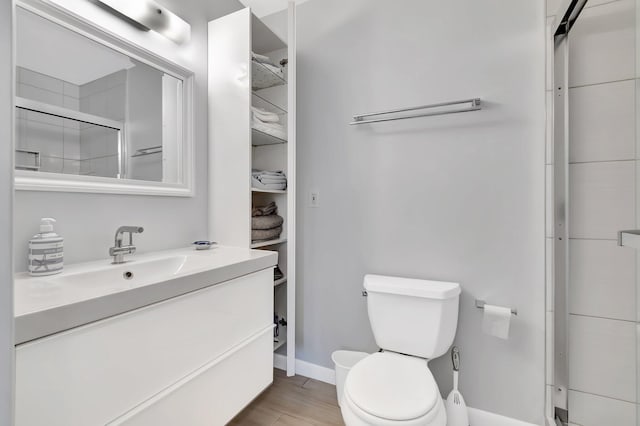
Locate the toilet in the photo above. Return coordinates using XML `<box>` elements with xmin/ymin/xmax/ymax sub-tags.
<box><xmin>340</xmin><ymin>274</ymin><xmax>461</xmax><ymax>426</ymax></box>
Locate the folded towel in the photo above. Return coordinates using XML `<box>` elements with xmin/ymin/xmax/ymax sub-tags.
<box><xmin>252</xmin><ymin>176</ymin><xmax>286</xmax><ymax>190</ymax></box>
<box><xmin>252</xmin><ymin>214</ymin><xmax>284</xmax><ymax>230</ymax></box>
<box><xmin>251</xmin><ymin>107</ymin><xmax>280</xmax><ymax>123</ymax></box>
<box><xmin>252</xmin><ymin>169</ymin><xmax>286</xmax><ymax>177</ymax></box>
<box><xmin>252</xmin><ymin>120</ymin><xmax>287</xmax><ymax>140</ymax></box>
<box><xmin>252</xmin><ymin>52</ymin><xmax>277</xmax><ymax>67</ymax></box>
<box><xmin>256</xmin><ymin>177</ymin><xmax>287</xmax><ymax>184</ymax></box>
<box><xmin>252</xmin><ymin>201</ymin><xmax>277</xmax><ymax>217</ymax></box>
<box><xmin>252</xmin><ymin>226</ymin><xmax>282</xmax><ymax>242</ymax></box>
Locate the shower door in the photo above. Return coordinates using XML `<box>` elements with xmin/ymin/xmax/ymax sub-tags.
<box><xmin>550</xmin><ymin>0</ymin><xmax>639</xmax><ymax>424</ymax></box>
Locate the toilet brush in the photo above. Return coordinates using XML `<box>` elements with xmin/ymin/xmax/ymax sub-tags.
<box><xmin>445</xmin><ymin>346</ymin><xmax>469</xmax><ymax>426</ymax></box>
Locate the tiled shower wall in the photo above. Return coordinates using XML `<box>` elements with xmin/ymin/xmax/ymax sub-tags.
<box><xmin>546</xmin><ymin>0</ymin><xmax>639</xmax><ymax>424</ymax></box>
<box><xmin>78</xmin><ymin>70</ymin><xmax>126</xmax><ymax>178</ymax></box>
<box><xmin>15</xmin><ymin>67</ymin><xmax>81</xmax><ymax>174</ymax></box>
<box><xmin>15</xmin><ymin>66</ymin><xmax>123</xmax><ymax>178</ymax></box>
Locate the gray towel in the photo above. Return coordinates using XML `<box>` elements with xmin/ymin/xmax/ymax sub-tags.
<box><xmin>252</xmin><ymin>215</ymin><xmax>284</xmax><ymax>230</ymax></box>
<box><xmin>252</xmin><ymin>226</ymin><xmax>282</xmax><ymax>242</ymax></box>
<box><xmin>252</xmin><ymin>202</ymin><xmax>277</xmax><ymax>217</ymax></box>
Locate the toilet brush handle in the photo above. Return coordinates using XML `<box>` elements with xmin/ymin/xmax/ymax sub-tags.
<box><xmin>453</xmin><ymin>370</ymin><xmax>459</xmax><ymax>390</ymax></box>
<box><xmin>451</xmin><ymin>346</ymin><xmax>460</xmax><ymax>371</ymax></box>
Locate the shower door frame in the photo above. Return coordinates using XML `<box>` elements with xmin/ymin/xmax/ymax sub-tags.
<box><xmin>551</xmin><ymin>0</ymin><xmax>588</xmax><ymax>422</ymax></box>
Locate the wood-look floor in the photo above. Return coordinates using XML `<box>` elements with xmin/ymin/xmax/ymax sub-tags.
<box><xmin>229</xmin><ymin>369</ymin><xmax>345</xmax><ymax>426</ymax></box>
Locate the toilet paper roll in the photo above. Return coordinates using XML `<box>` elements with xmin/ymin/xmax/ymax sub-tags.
<box><xmin>482</xmin><ymin>304</ymin><xmax>511</xmax><ymax>339</ymax></box>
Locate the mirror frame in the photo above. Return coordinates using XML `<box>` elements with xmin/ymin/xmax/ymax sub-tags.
<box><xmin>14</xmin><ymin>0</ymin><xmax>195</xmax><ymax>197</ymax></box>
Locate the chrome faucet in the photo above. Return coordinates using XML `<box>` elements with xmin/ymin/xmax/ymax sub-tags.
<box><xmin>109</xmin><ymin>226</ymin><xmax>144</xmax><ymax>264</ymax></box>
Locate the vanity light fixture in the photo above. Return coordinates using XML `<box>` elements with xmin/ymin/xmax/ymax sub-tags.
<box><xmin>97</xmin><ymin>0</ymin><xmax>191</xmax><ymax>44</ymax></box>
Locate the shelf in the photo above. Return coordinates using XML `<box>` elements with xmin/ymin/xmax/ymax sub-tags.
<box><xmin>252</xmin><ymin>188</ymin><xmax>286</xmax><ymax>194</ymax></box>
<box><xmin>251</xmin><ymin>238</ymin><xmax>287</xmax><ymax>249</ymax></box>
<box><xmin>274</xmin><ymin>334</ymin><xmax>287</xmax><ymax>352</ymax></box>
<box><xmin>252</xmin><ymin>60</ymin><xmax>285</xmax><ymax>90</ymax></box>
<box><xmin>252</xmin><ymin>92</ymin><xmax>287</xmax><ymax>115</ymax></box>
<box><xmin>274</xmin><ymin>277</ymin><xmax>287</xmax><ymax>287</ymax></box>
<box><xmin>252</xmin><ymin>127</ymin><xmax>287</xmax><ymax>146</ymax></box>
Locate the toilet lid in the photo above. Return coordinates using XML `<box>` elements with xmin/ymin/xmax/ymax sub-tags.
<box><xmin>344</xmin><ymin>352</ymin><xmax>439</xmax><ymax>421</ymax></box>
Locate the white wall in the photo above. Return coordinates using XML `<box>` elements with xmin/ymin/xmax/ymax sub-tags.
<box><xmin>294</xmin><ymin>0</ymin><xmax>546</xmax><ymax>423</ymax></box>
<box><xmin>13</xmin><ymin>0</ymin><xmax>244</xmax><ymax>272</ymax></box>
<box><xmin>0</xmin><ymin>0</ymin><xmax>14</xmax><ymax>422</ymax></box>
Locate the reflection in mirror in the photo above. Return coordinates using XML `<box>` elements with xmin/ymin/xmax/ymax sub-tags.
<box><xmin>15</xmin><ymin>7</ymin><xmax>184</xmax><ymax>184</ymax></box>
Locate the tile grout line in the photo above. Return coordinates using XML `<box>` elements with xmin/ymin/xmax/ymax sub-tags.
<box><xmin>569</xmin><ymin>77</ymin><xmax>637</xmax><ymax>90</ymax></box>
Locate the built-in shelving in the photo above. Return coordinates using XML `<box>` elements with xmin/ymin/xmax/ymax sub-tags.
<box><xmin>209</xmin><ymin>7</ymin><xmax>296</xmax><ymax>376</ymax></box>
<box><xmin>252</xmin><ymin>92</ymin><xmax>287</xmax><ymax>115</ymax></box>
<box><xmin>273</xmin><ymin>334</ymin><xmax>287</xmax><ymax>352</ymax></box>
<box><xmin>251</xmin><ymin>238</ymin><xmax>287</xmax><ymax>249</ymax></box>
<box><xmin>251</xmin><ymin>188</ymin><xmax>286</xmax><ymax>194</ymax></box>
<box><xmin>251</xmin><ymin>127</ymin><xmax>287</xmax><ymax>146</ymax></box>
<box><xmin>252</xmin><ymin>60</ymin><xmax>285</xmax><ymax>90</ymax></box>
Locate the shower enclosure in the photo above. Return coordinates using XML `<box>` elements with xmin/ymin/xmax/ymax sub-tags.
<box><xmin>550</xmin><ymin>0</ymin><xmax>639</xmax><ymax>424</ymax></box>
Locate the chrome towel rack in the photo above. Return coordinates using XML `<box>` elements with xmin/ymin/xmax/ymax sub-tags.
<box><xmin>350</xmin><ymin>98</ymin><xmax>481</xmax><ymax>125</ymax></box>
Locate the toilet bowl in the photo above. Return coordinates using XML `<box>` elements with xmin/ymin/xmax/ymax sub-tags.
<box><xmin>340</xmin><ymin>352</ymin><xmax>446</xmax><ymax>426</ymax></box>
<box><xmin>339</xmin><ymin>275</ymin><xmax>460</xmax><ymax>426</ymax></box>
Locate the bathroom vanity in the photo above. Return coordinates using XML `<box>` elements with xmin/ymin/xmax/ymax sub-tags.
<box><xmin>14</xmin><ymin>246</ymin><xmax>277</xmax><ymax>426</ymax></box>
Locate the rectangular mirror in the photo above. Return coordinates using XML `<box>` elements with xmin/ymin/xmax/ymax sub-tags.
<box><xmin>14</xmin><ymin>3</ymin><xmax>193</xmax><ymax>196</ymax></box>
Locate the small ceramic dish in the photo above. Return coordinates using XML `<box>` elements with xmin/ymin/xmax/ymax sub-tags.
<box><xmin>193</xmin><ymin>240</ymin><xmax>217</xmax><ymax>250</ymax></box>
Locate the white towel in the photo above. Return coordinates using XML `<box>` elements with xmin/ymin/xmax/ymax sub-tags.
<box><xmin>251</xmin><ymin>107</ymin><xmax>280</xmax><ymax>123</ymax></box>
<box><xmin>252</xmin><ymin>52</ymin><xmax>277</xmax><ymax>67</ymax></box>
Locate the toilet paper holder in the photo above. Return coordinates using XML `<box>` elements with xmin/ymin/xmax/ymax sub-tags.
<box><xmin>475</xmin><ymin>300</ymin><xmax>517</xmax><ymax>316</ymax></box>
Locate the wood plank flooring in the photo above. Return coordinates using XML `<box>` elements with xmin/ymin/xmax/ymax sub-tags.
<box><xmin>229</xmin><ymin>369</ymin><xmax>345</xmax><ymax>426</ymax></box>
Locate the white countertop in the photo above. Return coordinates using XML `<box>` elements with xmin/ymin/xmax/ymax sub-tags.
<box><xmin>14</xmin><ymin>246</ymin><xmax>278</xmax><ymax>344</ymax></box>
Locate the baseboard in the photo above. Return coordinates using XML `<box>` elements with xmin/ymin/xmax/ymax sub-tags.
<box><xmin>273</xmin><ymin>354</ymin><xmax>336</xmax><ymax>385</ymax></box>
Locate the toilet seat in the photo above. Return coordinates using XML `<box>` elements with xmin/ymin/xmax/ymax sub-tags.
<box><xmin>341</xmin><ymin>352</ymin><xmax>446</xmax><ymax>426</ymax></box>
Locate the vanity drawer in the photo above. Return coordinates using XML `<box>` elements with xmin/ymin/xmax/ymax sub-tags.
<box><xmin>110</xmin><ymin>326</ymin><xmax>274</xmax><ymax>426</ymax></box>
<box><xmin>15</xmin><ymin>268</ymin><xmax>273</xmax><ymax>426</ymax></box>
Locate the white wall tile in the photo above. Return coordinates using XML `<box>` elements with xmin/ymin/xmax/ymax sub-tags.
<box><xmin>25</xmin><ymin>121</ymin><xmax>64</xmax><ymax>158</ymax></box>
<box><xmin>80</xmin><ymin>77</ymin><xmax>107</xmax><ymax>98</ymax></box>
<box><xmin>62</xmin><ymin>82</ymin><xmax>79</xmax><ymax>99</ymax></box>
<box><xmin>63</xmin><ymin>128</ymin><xmax>81</xmax><ymax>161</ymax></box>
<box><xmin>62</xmin><ymin>159</ymin><xmax>80</xmax><ymax>175</ymax></box>
<box><xmin>26</xmin><ymin>109</ymin><xmax>63</xmax><ymax>128</ymax></box>
<box><xmin>569</xmin><ymin>315</ymin><xmax>636</xmax><ymax>402</ymax></box>
<box><xmin>39</xmin><ymin>156</ymin><xmax>64</xmax><ymax>174</ymax></box>
<box><xmin>569</xmin><ymin>0</ymin><xmax>635</xmax><ymax>87</ymax></box>
<box><xmin>569</xmin><ymin>80</ymin><xmax>635</xmax><ymax>163</ymax></box>
<box><xmin>569</xmin><ymin>161</ymin><xmax>635</xmax><ymax>239</ymax></box>
<box><xmin>569</xmin><ymin>239</ymin><xmax>636</xmax><ymax>321</ymax></box>
<box><xmin>546</xmin><ymin>237</ymin><xmax>554</xmax><ymax>312</ymax></box>
<box><xmin>569</xmin><ymin>390</ymin><xmax>637</xmax><ymax>426</ymax></box>
<box><xmin>17</xmin><ymin>83</ymin><xmax>63</xmax><ymax>107</ymax></box>
<box><xmin>18</xmin><ymin>68</ymin><xmax>63</xmax><ymax>94</ymax></box>
<box><xmin>62</xmin><ymin>96</ymin><xmax>79</xmax><ymax>111</ymax></box>
<box><xmin>546</xmin><ymin>164</ymin><xmax>554</xmax><ymax>238</ymax></box>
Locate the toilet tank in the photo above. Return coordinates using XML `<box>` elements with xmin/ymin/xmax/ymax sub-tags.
<box><xmin>364</xmin><ymin>274</ymin><xmax>461</xmax><ymax>359</ymax></box>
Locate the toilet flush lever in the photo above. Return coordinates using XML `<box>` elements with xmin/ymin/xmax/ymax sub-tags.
<box><xmin>361</xmin><ymin>290</ymin><xmax>368</xmax><ymax>297</ymax></box>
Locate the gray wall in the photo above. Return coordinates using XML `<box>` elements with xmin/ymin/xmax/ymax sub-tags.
<box><xmin>0</xmin><ymin>0</ymin><xmax>14</xmax><ymax>422</ymax></box>
<box><xmin>294</xmin><ymin>0</ymin><xmax>546</xmax><ymax>423</ymax></box>
<box><xmin>13</xmin><ymin>0</ymin><xmax>243</xmax><ymax>272</ymax></box>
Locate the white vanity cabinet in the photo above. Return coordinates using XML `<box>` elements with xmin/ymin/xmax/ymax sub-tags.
<box><xmin>15</xmin><ymin>268</ymin><xmax>274</xmax><ymax>426</ymax></box>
